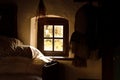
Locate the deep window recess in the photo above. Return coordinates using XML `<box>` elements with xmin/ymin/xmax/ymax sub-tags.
<box><xmin>37</xmin><ymin>17</ymin><xmax>69</xmax><ymax>56</ymax></box>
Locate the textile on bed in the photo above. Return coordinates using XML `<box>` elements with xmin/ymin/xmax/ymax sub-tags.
<box><xmin>0</xmin><ymin>56</ymin><xmax>45</xmax><ymax>76</ymax></box>
<box><xmin>0</xmin><ymin>36</ymin><xmax>49</xmax><ymax>60</ymax></box>
<box><xmin>0</xmin><ymin>36</ymin><xmax>53</xmax><ymax>77</ymax></box>
<box><xmin>0</xmin><ymin>36</ymin><xmax>23</xmax><ymax>57</ymax></box>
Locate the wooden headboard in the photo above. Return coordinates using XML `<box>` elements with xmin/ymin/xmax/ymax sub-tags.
<box><xmin>0</xmin><ymin>3</ymin><xmax>17</xmax><ymax>38</ymax></box>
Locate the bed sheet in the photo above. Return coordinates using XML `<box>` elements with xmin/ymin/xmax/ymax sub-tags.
<box><xmin>0</xmin><ymin>57</ymin><xmax>46</xmax><ymax>76</ymax></box>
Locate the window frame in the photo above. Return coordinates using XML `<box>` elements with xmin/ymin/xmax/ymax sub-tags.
<box><xmin>37</xmin><ymin>17</ymin><xmax>69</xmax><ymax>56</ymax></box>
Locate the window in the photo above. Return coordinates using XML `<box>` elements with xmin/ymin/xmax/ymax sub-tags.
<box><xmin>37</xmin><ymin>17</ymin><xmax>69</xmax><ymax>56</ymax></box>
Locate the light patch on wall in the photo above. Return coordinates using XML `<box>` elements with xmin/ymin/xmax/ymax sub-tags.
<box><xmin>30</xmin><ymin>17</ymin><xmax>38</xmax><ymax>48</ymax></box>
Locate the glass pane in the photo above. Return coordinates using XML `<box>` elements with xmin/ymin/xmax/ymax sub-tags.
<box><xmin>54</xmin><ymin>39</ymin><xmax>63</xmax><ymax>51</ymax></box>
<box><xmin>54</xmin><ymin>25</ymin><xmax>63</xmax><ymax>38</ymax></box>
<box><xmin>44</xmin><ymin>25</ymin><xmax>53</xmax><ymax>37</ymax></box>
<box><xmin>44</xmin><ymin>39</ymin><xmax>53</xmax><ymax>51</ymax></box>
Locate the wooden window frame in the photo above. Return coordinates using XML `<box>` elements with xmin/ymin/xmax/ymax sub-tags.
<box><xmin>37</xmin><ymin>17</ymin><xmax>69</xmax><ymax>56</ymax></box>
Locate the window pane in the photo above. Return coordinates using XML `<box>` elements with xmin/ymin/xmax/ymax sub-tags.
<box><xmin>44</xmin><ymin>25</ymin><xmax>53</xmax><ymax>37</ymax></box>
<box><xmin>44</xmin><ymin>39</ymin><xmax>53</xmax><ymax>51</ymax></box>
<box><xmin>54</xmin><ymin>39</ymin><xmax>63</xmax><ymax>51</ymax></box>
<box><xmin>54</xmin><ymin>25</ymin><xmax>63</xmax><ymax>38</ymax></box>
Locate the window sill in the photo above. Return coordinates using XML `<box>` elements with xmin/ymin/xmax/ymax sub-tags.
<box><xmin>45</xmin><ymin>56</ymin><xmax>73</xmax><ymax>60</ymax></box>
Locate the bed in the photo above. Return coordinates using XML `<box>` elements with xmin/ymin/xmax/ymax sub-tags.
<box><xmin>0</xmin><ymin>3</ymin><xmax>54</xmax><ymax>80</ymax></box>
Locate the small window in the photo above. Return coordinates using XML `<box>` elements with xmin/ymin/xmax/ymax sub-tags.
<box><xmin>37</xmin><ymin>17</ymin><xmax>69</xmax><ymax>56</ymax></box>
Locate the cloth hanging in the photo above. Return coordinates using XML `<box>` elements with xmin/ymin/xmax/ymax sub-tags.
<box><xmin>70</xmin><ymin>31</ymin><xmax>83</xmax><ymax>44</ymax></box>
<box><xmin>75</xmin><ymin>3</ymin><xmax>100</xmax><ymax>50</ymax></box>
<box><xmin>71</xmin><ymin>3</ymin><xmax>102</xmax><ymax>67</ymax></box>
<box><xmin>70</xmin><ymin>31</ymin><xmax>88</xmax><ymax>67</ymax></box>
<box><xmin>84</xmin><ymin>4</ymin><xmax>99</xmax><ymax>51</ymax></box>
<box><xmin>70</xmin><ymin>31</ymin><xmax>88</xmax><ymax>56</ymax></box>
<box><xmin>74</xmin><ymin>3</ymin><xmax>102</xmax><ymax>59</ymax></box>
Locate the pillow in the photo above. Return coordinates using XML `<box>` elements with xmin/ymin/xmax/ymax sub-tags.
<box><xmin>0</xmin><ymin>36</ymin><xmax>52</xmax><ymax>61</ymax></box>
<box><xmin>0</xmin><ymin>44</ymin><xmax>43</xmax><ymax>59</ymax></box>
<box><xmin>0</xmin><ymin>36</ymin><xmax>40</xmax><ymax>59</ymax></box>
<box><xmin>14</xmin><ymin>45</ymin><xmax>44</xmax><ymax>59</ymax></box>
<box><xmin>12</xmin><ymin>45</ymin><xmax>33</xmax><ymax>59</ymax></box>
<box><xmin>15</xmin><ymin>45</ymin><xmax>52</xmax><ymax>62</ymax></box>
<box><xmin>0</xmin><ymin>36</ymin><xmax>23</xmax><ymax>57</ymax></box>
